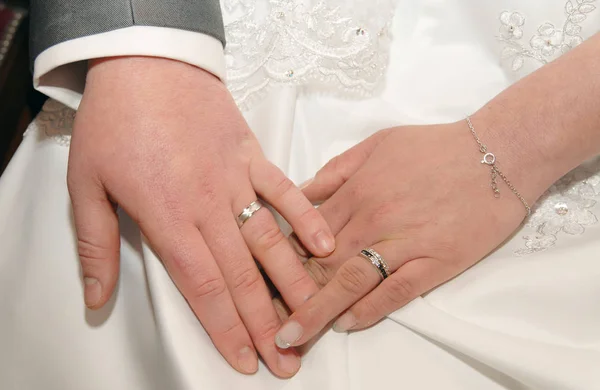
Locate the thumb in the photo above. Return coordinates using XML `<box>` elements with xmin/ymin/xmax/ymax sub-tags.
<box><xmin>302</xmin><ymin>129</ymin><xmax>390</xmax><ymax>202</ymax></box>
<box><xmin>68</xmin><ymin>176</ymin><xmax>120</xmax><ymax>309</ymax></box>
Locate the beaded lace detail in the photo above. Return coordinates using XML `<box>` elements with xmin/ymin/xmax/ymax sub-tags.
<box><xmin>498</xmin><ymin>1</ymin><xmax>597</xmax><ymax>71</ymax></box>
<box><xmin>516</xmin><ymin>158</ymin><xmax>600</xmax><ymax>255</ymax></box>
<box><xmin>23</xmin><ymin>99</ymin><xmax>74</xmax><ymax>147</ymax></box>
<box><xmin>222</xmin><ymin>0</ymin><xmax>397</xmax><ymax>109</ymax></box>
<box><xmin>495</xmin><ymin>2</ymin><xmax>600</xmax><ymax>253</ymax></box>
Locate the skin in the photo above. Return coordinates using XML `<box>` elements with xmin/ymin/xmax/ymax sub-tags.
<box><xmin>274</xmin><ymin>32</ymin><xmax>600</xmax><ymax>350</ymax></box>
<box><xmin>67</xmin><ymin>56</ymin><xmax>336</xmax><ymax>377</ymax></box>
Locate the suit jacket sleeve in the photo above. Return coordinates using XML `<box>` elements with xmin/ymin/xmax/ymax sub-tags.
<box><xmin>30</xmin><ymin>0</ymin><xmax>227</xmax><ymax>109</ymax></box>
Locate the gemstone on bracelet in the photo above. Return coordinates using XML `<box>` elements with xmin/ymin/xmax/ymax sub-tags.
<box><xmin>554</xmin><ymin>202</ymin><xmax>569</xmax><ymax>215</ymax></box>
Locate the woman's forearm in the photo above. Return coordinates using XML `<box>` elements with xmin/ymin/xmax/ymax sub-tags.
<box><xmin>471</xmin><ymin>32</ymin><xmax>600</xmax><ymax>204</ymax></box>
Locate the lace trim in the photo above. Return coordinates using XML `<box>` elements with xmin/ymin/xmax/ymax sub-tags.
<box><xmin>495</xmin><ymin>2</ymin><xmax>600</xmax><ymax>253</ymax></box>
<box><xmin>498</xmin><ymin>1</ymin><xmax>597</xmax><ymax>71</ymax></box>
<box><xmin>223</xmin><ymin>0</ymin><xmax>397</xmax><ymax>110</ymax></box>
<box><xmin>516</xmin><ymin>158</ymin><xmax>600</xmax><ymax>255</ymax></box>
<box><xmin>23</xmin><ymin>99</ymin><xmax>74</xmax><ymax>146</ymax></box>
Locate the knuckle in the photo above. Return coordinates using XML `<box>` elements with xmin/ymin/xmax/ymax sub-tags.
<box><xmin>159</xmin><ymin>201</ymin><xmax>187</xmax><ymax>224</ymax></box>
<box><xmin>190</xmin><ymin>170</ymin><xmax>221</xmax><ymax>209</ymax></box>
<box><xmin>217</xmin><ymin>320</ymin><xmax>246</xmax><ymax>338</ymax></box>
<box><xmin>296</xmin><ymin>205</ymin><xmax>319</xmax><ymax>225</ymax></box>
<box><xmin>367</xmin><ymin>201</ymin><xmax>395</xmax><ymax>227</ymax></box>
<box><xmin>356</xmin><ymin>296</ymin><xmax>380</xmax><ymax>320</ymax></box>
<box><xmin>430</xmin><ymin>239</ymin><xmax>462</xmax><ymax>266</ymax></box>
<box><xmin>271</xmin><ymin>175</ymin><xmax>295</xmax><ymax>200</ymax></box>
<box><xmin>165</xmin><ymin>240</ymin><xmax>197</xmax><ymax>272</ymax></box>
<box><xmin>347</xmin><ymin>183</ymin><xmax>365</xmax><ymax>202</ymax></box>
<box><xmin>286</xmin><ymin>270</ymin><xmax>313</xmax><ymax>291</ymax></box>
<box><xmin>384</xmin><ymin>276</ymin><xmax>415</xmax><ymax>305</ymax></box>
<box><xmin>199</xmin><ymin>180</ymin><xmax>219</xmax><ymax>206</ymax></box>
<box><xmin>304</xmin><ymin>259</ymin><xmax>333</xmax><ymax>289</ymax></box>
<box><xmin>77</xmin><ymin>237</ymin><xmax>115</xmax><ymax>266</ymax></box>
<box><xmin>324</xmin><ymin>155</ymin><xmax>346</xmax><ymax>179</ymax></box>
<box><xmin>254</xmin><ymin>317</ymin><xmax>282</xmax><ymax>342</ymax></box>
<box><xmin>151</xmin><ymin>204</ymin><xmax>189</xmax><ymax>232</ymax></box>
<box><xmin>254</xmin><ymin>225</ymin><xmax>286</xmax><ymax>252</ymax></box>
<box><xmin>335</xmin><ymin>261</ymin><xmax>369</xmax><ymax>295</ymax></box>
<box><xmin>348</xmin><ymin>236</ymin><xmax>365</xmax><ymax>251</ymax></box>
<box><xmin>231</xmin><ymin>267</ymin><xmax>262</xmax><ymax>294</ymax></box>
<box><xmin>189</xmin><ymin>275</ymin><xmax>228</xmax><ymax>300</ymax></box>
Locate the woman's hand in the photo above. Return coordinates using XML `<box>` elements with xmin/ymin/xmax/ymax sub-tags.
<box><xmin>68</xmin><ymin>56</ymin><xmax>335</xmax><ymax>376</ymax></box>
<box><xmin>274</xmin><ymin>119</ymin><xmax>550</xmax><ymax>348</ymax></box>
<box><xmin>275</xmin><ymin>31</ymin><xmax>600</xmax><ymax>349</ymax></box>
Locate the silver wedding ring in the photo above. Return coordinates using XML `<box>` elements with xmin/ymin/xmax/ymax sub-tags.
<box><xmin>359</xmin><ymin>248</ymin><xmax>390</xmax><ymax>281</ymax></box>
<box><xmin>237</xmin><ymin>200</ymin><xmax>264</xmax><ymax>228</ymax></box>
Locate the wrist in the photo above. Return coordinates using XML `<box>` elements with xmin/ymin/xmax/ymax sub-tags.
<box><xmin>466</xmin><ymin>106</ymin><xmax>558</xmax><ymax>207</ymax></box>
<box><xmin>85</xmin><ymin>56</ymin><xmax>224</xmax><ymax>94</ymax></box>
<box><xmin>470</xmin><ymin>34</ymin><xmax>600</xmax><ymax>206</ymax></box>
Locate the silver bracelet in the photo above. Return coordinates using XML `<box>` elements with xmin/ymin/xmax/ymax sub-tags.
<box><xmin>466</xmin><ymin>116</ymin><xmax>531</xmax><ymax>216</ymax></box>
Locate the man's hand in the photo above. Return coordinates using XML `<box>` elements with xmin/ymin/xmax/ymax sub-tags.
<box><xmin>67</xmin><ymin>56</ymin><xmax>335</xmax><ymax>377</ymax></box>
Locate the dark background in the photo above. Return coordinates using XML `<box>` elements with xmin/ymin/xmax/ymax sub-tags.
<box><xmin>0</xmin><ymin>0</ymin><xmax>47</xmax><ymax>175</ymax></box>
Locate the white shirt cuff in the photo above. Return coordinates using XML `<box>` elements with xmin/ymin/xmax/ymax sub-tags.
<box><xmin>33</xmin><ymin>26</ymin><xmax>226</xmax><ymax>110</ymax></box>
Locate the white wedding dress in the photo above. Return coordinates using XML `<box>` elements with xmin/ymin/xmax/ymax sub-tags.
<box><xmin>1</xmin><ymin>1</ymin><xmax>600</xmax><ymax>389</ymax></box>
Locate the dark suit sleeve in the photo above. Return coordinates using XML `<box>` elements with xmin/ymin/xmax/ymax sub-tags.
<box><xmin>30</xmin><ymin>0</ymin><xmax>225</xmax><ymax>61</ymax></box>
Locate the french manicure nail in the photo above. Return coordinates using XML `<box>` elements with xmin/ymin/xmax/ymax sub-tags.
<box><xmin>314</xmin><ymin>231</ymin><xmax>335</xmax><ymax>254</ymax></box>
<box><xmin>237</xmin><ymin>346</ymin><xmax>258</xmax><ymax>374</ymax></box>
<box><xmin>83</xmin><ymin>277</ymin><xmax>101</xmax><ymax>308</ymax></box>
<box><xmin>333</xmin><ymin>312</ymin><xmax>357</xmax><ymax>333</ymax></box>
<box><xmin>278</xmin><ymin>351</ymin><xmax>301</xmax><ymax>375</ymax></box>
<box><xmin>275</xmin><ymin>321</ymin><xmax>303</xmax><ymax>349</ymax></box>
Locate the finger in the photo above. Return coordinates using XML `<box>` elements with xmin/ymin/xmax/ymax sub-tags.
<box><xmin>303</xmin><ymin>215</ymin><xmax>383</xmax><ymax>288</ymax></box>
<box><xmin>68</xmin><ymin>176</ymin><xmax>120</xmax><ymax>309</ymax></box>
<box><xmin>333</xmin><ymin>257</ymin><xmax>452</xmax><ymax>332</ymax></box>
<box><xmin>250</xmin><ymin>159</ymin><xmax>335</xmax><ymax>257</ymax></box>
<box><xmin>277</xmin><ymin>240</ymin><xmax>423</xmax><ymax>347</ymax></box>
<box><xmin>275</xmin><ymin>256</ymin><xmax>378</xmax><ymax>349</ymax></box>
<box><xmin>287</xmin><ymin>182</ymin><xmax>357</xmax><ymax>260</ymax></box>
<box><xmin>200</xmin><ymin>206</ymin><xmax>302</xmax><ymax>378</ymax></box>
<box><xmin>272</xmin><ymin>297</ymin><xmax>291</xmax><ymax>322</ymax></box>
<box><xmin>302</xmin><ymin>129</ymin><xmax>391</xmax><ymax>203</ymax></box>
<box><xmin>274</xmin><ymin>241</ymin><xmax>406</xmax><ymax>348</ymax></box>
<box><xmin>235</xmin><ymin>193</ymin><xmax>319</xmax><ymax>311</ymax></box>
<box><xmin>142</xmin><ymin>220</ymin><xmax>259</xmax><ymax>375</ymax></box>
<box><xmin>287</xmin><ymin>232</ymin><xmax>311</xmax><ymax>264</ymax></box>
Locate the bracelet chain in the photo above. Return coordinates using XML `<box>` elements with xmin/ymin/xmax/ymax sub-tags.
<box><xmin>466</xmin><ymin>116</ymin><xmax>531</xmax><ymax>216</ymax></box>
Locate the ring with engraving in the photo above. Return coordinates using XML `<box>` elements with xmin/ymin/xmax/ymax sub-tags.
<box><xmin>237</xmin><ymin>200</ymin><xmax>264</xmax><ymax>228</ymax></box>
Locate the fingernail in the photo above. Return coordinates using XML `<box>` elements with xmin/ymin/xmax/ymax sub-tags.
<box><xmin>333</xmin><ymin>312</ymin><xmax>357</xmax><ymax>333</ymax></box>
<box><xmin>237</xmin><ymin>346</ymin><xmax>258</xmax><ymax>374</ymax></box>
<box><xmin>83</xmin><ymin>277</ymin><xmax>101</xmax><ymax>308</ymax></box>
<box><xmin>300</xmin><ymin>178</ymin><xmax>313</xmax><ymax>190</ymax></box>
<box><xmin>314</xmin><ymin>231</ymin><xmax>335</xmax><ymax>254</ymax></box>
<box><xmin>275</xmin><ymin>321</ymin><xmax>303</xmax><ymax>349</ymax></box>
<box><xmin>278</xmin><ymin>351</ymin><xmax>301</xmax><ymax>375</ymax></box>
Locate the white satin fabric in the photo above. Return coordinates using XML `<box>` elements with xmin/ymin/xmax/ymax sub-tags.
<box><xmin>1</xmin><ymin>1</ymin><xmax>600</xmax><ymax>389</ymax></box>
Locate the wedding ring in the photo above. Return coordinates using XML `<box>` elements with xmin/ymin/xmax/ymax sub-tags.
<box><xmin>237</xmin><ymin>200</ymin><xmax>264</xmax><ymax>228</ymax></box>
<box><xmin>359</xmin><ymin>248</ymin><xmax>390</xmax><ymax>281</ymax></box>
